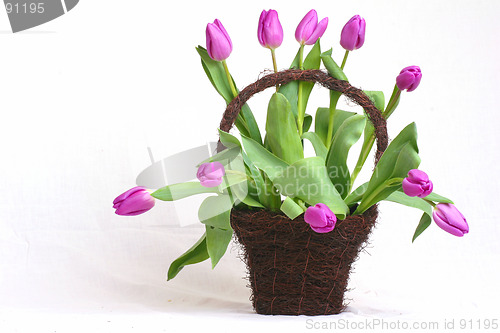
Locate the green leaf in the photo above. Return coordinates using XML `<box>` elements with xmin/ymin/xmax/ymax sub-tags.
<box><xmin>152</xmin><ymin>182</ymin><xmax>219</xmax><ymax>201</ymax></box>
<box><xmin>265</xmin><ymin>93</ymin><xmax>304</xmax><ymax>164</ymax></box>
<box><xmin>345</xmin><ymin>182</ymin><xmax>369</xmax><ymax>206</ymax></box>
<box><xmin>279</xmin><ymin>40</ymin><xmax>322</xmax><ymax>119</ymax></box>
<box><xmin>198</xmin><ymin>195</ymin><xmax>233</xmax><ymax>229</ymax></box>
<box><xmin>205</xmin><ymin>225</ymin><xmax>233</xmax><ymax>268</ymax></box>
<box><xmin>386</xmin><ymin>190</ymin><xmax>433</xmax><ymax>217</ymax></box>
<box><xmin>315</xmin><ymin>108</ymin><xmax>357</xmax><ymax>145</ymax></box>
<box><xmin>273</xmin><ymin>157</ymin><xmax>349</xmax><ymax>218</ymax></box>
<box><xmin>425</xmin><ymin>192</ymin><xmax>454</xmax><ymax>204</ymax></box>
<box><xmin>302</xmin><ymin>132</ymin><xmax>327</xmax><ymax>159</ymax></box>
<box><xmin>196</xmin><ymin>46</ymin><xmax>262</xmax><ymax>144</ymax></box>
<box><xmin>363</xmin><ymin>91</ymin><xmax>385</xmax><ymax>112</ymax></box>
<box><xmin>241</xmin><ymin>134</ymin><xmax>289</xmax><ymax>181</ymax></box>
<box><xmin>280</xmin><ymin>197</ymin><xmax>305</xmax><ymax>220</ymax></box>
<box><xmin>412</xmin><ymin>213</ymin><xmax>432</xmax><ymax>242</ymax></box>
<box><xmin>320</xmin><ymin>48</ymin><xmax>348</xmax><ymax>81</ymax></box>
<box><xmin>326</xmin><ymin>114</ymin><xmax>366</xmax><ymax>198</ymax></box>
<box><xmin>303</xmin><ymin>114</ymin><xmax>313</xmax><ymax>133</ymax></box>
<box><xmin>356</xmin><ymin>123</ymin><xmax>421</xmax><ymax>214</ymax></box>
<box><xmin>167</xmin><ymin>233</ymin><xmax>209</xmax><ymax>280</ymax></box>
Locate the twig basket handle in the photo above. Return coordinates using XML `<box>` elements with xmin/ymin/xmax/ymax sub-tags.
<box><xmin>217</xmin><ymin>69</ymin><xmax>388</xmax><ymax>164</ymax></box>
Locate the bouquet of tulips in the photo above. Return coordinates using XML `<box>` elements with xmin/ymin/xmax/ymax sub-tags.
<box><xmin>113</xmin><ymin>9</ymin><xmax>468</xmax><ymax>282</ymax></box>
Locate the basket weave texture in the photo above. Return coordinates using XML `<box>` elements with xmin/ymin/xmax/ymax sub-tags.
<box><xmin>218</xmin><ymin>69</ymin><xmax>388</xmax><ymax>315</ymax></box>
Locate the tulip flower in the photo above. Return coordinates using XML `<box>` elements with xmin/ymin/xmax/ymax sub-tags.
<box><xmin>433</xmin><ymin>203</ymin><xmax>469</xmax><ymax>237</ymax></box>
<box><xmin>206</xmin><ymin>19</ymin><xmax>233</xmax><ymax>62</ymax></box>
<box><xmin>295</xmin><ymin>9</ymin><xmax>328</xmax><ymax>45</ymax></box>
<box><xmin>396</xmin><ymin>66</ymin><xmax>422</xmax><ymax>92</ymax></box>
<box><xmin>402</xmin><ymin>169</ymin><xmax>433</xmax><ymax>198</ymax></box>
<box><xmin>304</xmin><ymin>203</ymin><xmax>337</xmax><ymax>233</ymax></box>
<box><xmin>258</xmin><ymin>9</ymin><xmax>283</xmax><ymax>50</ymax></box>
<box><xmin>340</xmin><ymin>15</ymin><xmax>366</xmax><ymax>51</ymax></box>
<box><xmin>113</xmin><ymin>186</ymin><xmax>155</xmax><ymax>216</ymax></box>
<box><xmin>197</xmin><ymin>162</ymin><xmax>225</xmax><ymax>187</ymax></box>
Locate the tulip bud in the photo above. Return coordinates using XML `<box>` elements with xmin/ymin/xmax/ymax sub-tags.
<box><xmin>113</xmin><ymin>186</ymin><xmax>155</xmax><ymax>216</ymax></box>
<box><xmin>340</xmin><ymin>15</ymin><xmax>366</xmax><ymax>51</ymax></box>
<box><xmin>402</xmin><ymin>169</ymin><xmax>433</xmax><ymax>198</ymax></box>
<box><xmin>197</xmin><ymin>162</ymin><xmax>225</xmax><ymax>187</ymax></box>
<box><xmin>396</xmin><ymin>66</ymin><xmax>422</xmax><ymax>92</ymax></box>
<box><xmin>433</xmin><ymin>203</ymin><xmax>469</xmax><ymax>237</ymax></box>
<box><xmin>258</xmin><ymin>9</ymin><xmax>283</xmax><ymax>49</ymax></box>
<box><xmin>295</xmin><ymin>9</ymin><xmax>328</xmax><ymax>45</ymax></box>
<box><xmin>206</xmin><ymin>19</ymin><xmax>233</xmax><ymax>61</ymax></box>
<box><xmin>304</xmin><ymin>203</ymin><xmax>337</xmax><ymax>233</ymax></box>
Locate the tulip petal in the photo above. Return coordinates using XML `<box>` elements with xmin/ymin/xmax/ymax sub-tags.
<box><xmin>356</xmin><ymin>18</ymin><xmax>366</xmax><ymax>49</ymax></box>
<box><xmin>115</xmin><ymin>191</ymin><xmax>155</xmax><ymax>216</ymax></box>
<box><xmin>295</xmin><ymin>9</ymin><xmax>318</xmax><ymax>44</ymax></box>
<box><xmin>113</xmin><ymin>186</ymin><xmax>146</xmax><ymax>205</ymax></box>
<box><xmin>305</xmin><ymin>17</ymin><xmax>328</xmax><ymax>45</ymax></box>
<box><xmin>340</xmin><ymin>20</ymin><xmax>358</xmax><ymax>51</ymax></box>
<box><xmin>304</xmin><ymin>205</ymin><xmax>328</xmax><ymax>228</ymax></box>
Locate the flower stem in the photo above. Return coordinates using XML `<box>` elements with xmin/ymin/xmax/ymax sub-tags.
<box><xmin>271</xmin><ymin>48</ymin><xmax>279</xmax><ymax>91</ymax></box>
<box><xmin>326</xmin><ymin>91</ymin><xmax>341</xmax><ymax>150</ymax></box>
<box><xmin>222</xmin><ymin>60</ymin><xmax>238</xmax><ymax>98</ymax></box>
<box><xmin>340</xmin><ymin>50</ymin><xmax>349</xmax><ymax>70</ymax></box>
<box><xmin>297</xmin><ymin>44</ymin><xmax>305</xmax><ymax>136</ymax></box>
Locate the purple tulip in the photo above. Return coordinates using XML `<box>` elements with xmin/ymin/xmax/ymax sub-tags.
<box><xmin>197</xmin><ymin>162</ymin><xmax>225</xmax><ymax>187</ymax></box>
<box><xmin>433</xmin><ymin>203</ymin><xmax>469</xmax><ymax>237</ymax></box>
<box><xmin>396</xmin><ymin>66</ymin><xmax>422</xmax><ymax>92</ymax></box>
<box><xmin>206</xmin><ymin>19</ymin><xmax>233</xmax><ymax>61</ymax></box>
<box><xmin>295</xmin><ymin>9</ymin><xmax>328</xmax><ymax>45</ymax></box>
<box><xmin>258</xmin><ymin>9</ymin><xmax>283</xmax><ymax>49</ymax></box>
<box><xmin>340</xmin><ymin>15</ymin><xmax>366</xmax><ymax>51</ymax></box>
<box><xmin>113</xmin><ymin>186</ymin><xmax>155</xmax><ymax>216</ymax></box>
<box><xmin>402</xmin><ymin>169</ymin><xmax>433</xmax><ymax>198</ymax></box>
<box><xmin>304</xmin><ymin>203</ymin><xmax>337</xmax><ymax>233</ymax></box>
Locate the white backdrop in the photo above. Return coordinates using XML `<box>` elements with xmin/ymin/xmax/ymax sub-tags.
<box><xmin>1</xmin><ymin>0</ymin><xmax>499</xmax><ymax>332</ymax></box>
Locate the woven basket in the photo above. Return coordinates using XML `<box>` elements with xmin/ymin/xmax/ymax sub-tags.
<box><xmin>217</xmin><ymin>69</ymin><xmax>388</xmax><ymax>316</ymax></box>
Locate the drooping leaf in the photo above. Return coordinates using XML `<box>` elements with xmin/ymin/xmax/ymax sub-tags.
<box><xmin>273</xmin><ymin>157</ymin><xmax>349</xmax><ymax>218</ymax></box>
<box><xmin>198</xmin><ymin>195</ymin><xmax>233</xmax><ymax>229</ymax></box>
<box><xmin>152</xmin><ymin>182</ymin><xmax>219</xmax><ymax>201</ymax></box>
<box><xmin>320</xmin><ymin>48</ymin><xmax>348</xmax><ymax>81</ymax></box>
<box><xmin>241</xmin><ymin>134</ymin><xmax>289</xmax><ymax>181</ymax></box>
<box><xmin>167</xmin><ymin>233</ymin><xmax>209</xmax><ymax>280</ymax></box>
<box><xmin>386</xmin><ymin>190</ymin><xmax>433</xmax><ymax>217</ymax></box>
<box><xmin>205</xmin><ymin>225</ymin><xmax>233</xmax><ymax>268</ymax></box>
<box><xmin>280</xmin><ymin>197</ymin><xmax>305</xmax><ymax>220</ymax></box>
<box><xmin>412</xmin><ymin>213</ymin><xmax>432</xmax><ymax>242</ymax></box>
<box><xmin>265</xmin><ymin>93</ymin><xmax>304</xmax><ymax>164</ymax></box>
<box><xmin>425</xmin><ymin>192</ymin><xmax>454</xmax><ymax>204</ymax></box>
<box><xmin>301</xmin><ymin>132</ymin><xmax>327</xmax><ymax>160</ymax></box>
<box><xmin>326</xmin><ymin>114</ymin><xmax>366</xmax><ymax>198</ymax></box>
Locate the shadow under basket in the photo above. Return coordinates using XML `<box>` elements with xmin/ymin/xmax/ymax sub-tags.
<box><xmin>230</xmin><ymin>206</ymin><xmax>378</xmax><ymax>316</ymax></box>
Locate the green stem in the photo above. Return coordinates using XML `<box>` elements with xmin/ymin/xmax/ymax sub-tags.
<box><xmin>383</xmin><ymin>85</ymin><xmax>402</xmax><ymax>119</ymax></box>
<box><xmin>222</xmin><ymin>60</ymin><xmax>238</xmax><ymax>98</ymax></box>
<box><xmin>271</xmin><ymin>48</ymin><xmax>279</xmax><ymax>91</ymax></box>
<box><xmin>326</xmin><ymin>91</ymin><xmax>341</xmax><ymax>149</ymax></box>
<box><xmin>297</xmin><ymin>44</ymin><xmax>305</xmax><ymax>136</ymax></box>
<box><xmin>340</xmin><ymin>50</ymin><xmax>349</xmax><ymax>70</ymax></box>
<box><xmin>350</xmin><ymin>86</ymin><xmax>402</xmax><ymax>191</ymax></box>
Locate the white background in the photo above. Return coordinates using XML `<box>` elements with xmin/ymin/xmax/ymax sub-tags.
<box><xmin>1</xmin><ymin>0</ymin><xmax>499</xmax><ymax>332</ymax></box>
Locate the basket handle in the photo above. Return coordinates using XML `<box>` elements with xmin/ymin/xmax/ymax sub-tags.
<box><xmin>217</xmin><ymin>69</ymin><xmax>388</xmax><ymax>165</ymax></box>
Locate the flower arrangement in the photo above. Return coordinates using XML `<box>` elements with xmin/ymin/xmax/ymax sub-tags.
<box><xmin>113</xmin><ymin>9</ymin><xmax>468</xmax><ymax>315</ymax></box>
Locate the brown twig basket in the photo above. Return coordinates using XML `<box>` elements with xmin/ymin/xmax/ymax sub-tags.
<box><xmin>218</xmin><ymin>69</ymin><xmax>388</xmax><ymax>316</ymax></box>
